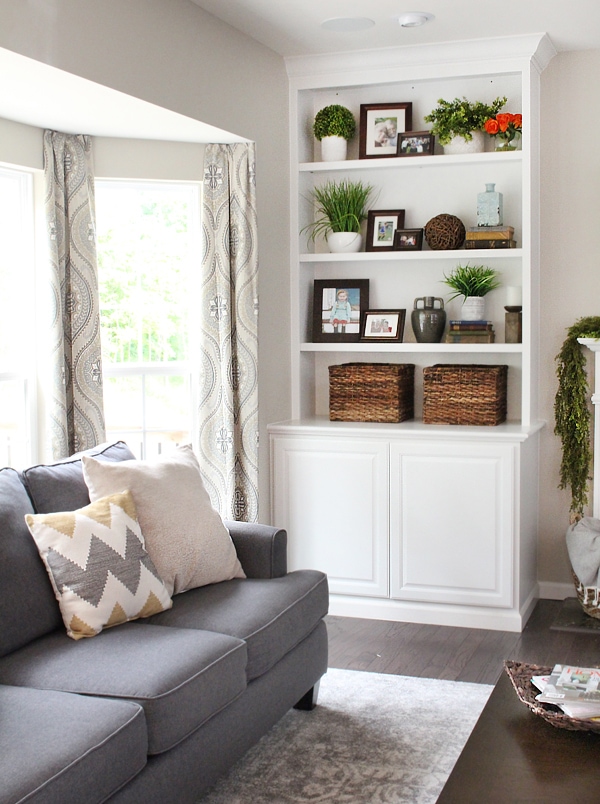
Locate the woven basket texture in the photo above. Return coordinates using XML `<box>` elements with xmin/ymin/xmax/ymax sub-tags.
<box><xmin>572</xmin><ymin>571</ymin><xmax>600</xmax><ymax>619</ymax></box>
<box><xmin>423</xmin><ymin>364</ymin><xmax>508</xmax><ymax>426</ymax></box>
<box><xmin>329</xmin><ymin>363</ymin><xmax>415</xmax><ymax>423</ymax></box>
<box><xmin>424</xmin><ymin>213</ymin><xmax>466</xmax><ymax>250</ymax></box>
<box><xmin>504</xmin><ymin>660</ymin><xmax>600</xmax><ymax>733</ymax></box>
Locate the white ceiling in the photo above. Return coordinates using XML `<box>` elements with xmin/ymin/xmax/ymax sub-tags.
<box><xmin>190</xmin><ymin>0</ymin><xmax>600</xmax><ymax>57</ymax></box>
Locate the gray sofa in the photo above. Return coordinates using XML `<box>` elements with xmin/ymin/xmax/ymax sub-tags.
<box><xmin>0</xmin><ymin>442</ymin><xmax>329</xmax><ymax>803</ymax></box>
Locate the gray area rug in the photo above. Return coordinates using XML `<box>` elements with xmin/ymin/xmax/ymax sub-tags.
<box><xmin>201</xmin><ymin>667</ymin><xmax>492</xmax><ymax>803</ymax></box>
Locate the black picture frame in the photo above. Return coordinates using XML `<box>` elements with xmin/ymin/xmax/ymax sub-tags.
<box><xmin>394</xmin><ymin>228</ymin><xmax>424</xmax><ymax>251</ymax></box>
<box><xmin>398</xmin><ymin>130</ymin><xmax>435</xmax><ymax>157</ymax></box>
<box><xmin>361</xmin><ymin>309</ymin><xmax>406</xmax><ymax>342</ymax></box>
<box><xmin>366</xmin><ymin>209</ymin><xmax>406</xmax><ymax>252</ymax></box>
<box><xmin>359</xmin><ymin>102</ymin><xmax>413</xmax><ymax>159</ymax></box>
<box><xmin>312</xmin><ymin>279</ymin><xmax>370</xmax><ymax>343</ymax></box>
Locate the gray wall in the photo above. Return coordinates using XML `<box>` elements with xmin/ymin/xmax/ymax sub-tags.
<box><xmin>0</xmin><ymin>0</ymin><xmax>291</xmax><ymax>523</ymax></box>
<box><xmin>539</xmin><ymin>49</ymin><xmax>600</xmax><ymax>593</ymax></box>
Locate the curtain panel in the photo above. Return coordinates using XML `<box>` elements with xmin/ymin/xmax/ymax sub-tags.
<box><xmin>199</xmin><ymin>143</ymin><xmax>259</xmax><ymax>521</ymax></box>
<box><xmin>43</xmin><ymin>131</ymin><xmax>105</xmax><ymax>458</ymax></box>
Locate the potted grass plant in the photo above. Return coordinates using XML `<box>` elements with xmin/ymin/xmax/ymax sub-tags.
<box><xmin>313</xmin><ymin>104</ymin><xmax>356</xmax><ymax>162</ymax></box>
<box><xmin>424</xmin><ymin>96</ymin><xmax>507</xmax><ymax>154</ymax></box>
<box><xmin>442</xmin><ymin>263</ymin><xmax>500</xmax><ymax>320</ymax></box>
<box><xmin>301</xmin><ymin>179</ymin><xmax>374</xmax><ymax>253</ymax></box>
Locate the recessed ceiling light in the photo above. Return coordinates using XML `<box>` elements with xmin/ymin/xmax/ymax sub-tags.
<box><xmin>397</xmin><ymin>12</ymin><xmax>435</xmax><ymax>28</ymax></box>
<box><xmin>321</xmin><ymin>17</ymin><xmax>376</xmax><ymax>33</ymax></box>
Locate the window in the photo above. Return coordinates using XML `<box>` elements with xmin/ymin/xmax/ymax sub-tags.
<box><xmin>0</xmin><ymin>166</ymin><xmax>36</xmax><ymax>468</ymax></box>
<box><xmin>95</xmin><ymin>181</ymin><xmax>201</xmax><ymax>459</ymax></box>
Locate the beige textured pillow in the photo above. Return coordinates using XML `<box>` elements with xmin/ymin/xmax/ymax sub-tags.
<box><xmin>82</xmin><ymin>445</ymin><xmax>245</xmax><ymax>595</ymax></box>
<box><xmin>25</xmin><ymin>490</ymin><xmax>172</xmax><ymax>640</ymax></box>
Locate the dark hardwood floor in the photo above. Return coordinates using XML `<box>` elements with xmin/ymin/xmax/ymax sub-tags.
<box><xmin>326</xmin><ymin>599</ymin><xmax>600</xmax><ymax>685</ymax></box>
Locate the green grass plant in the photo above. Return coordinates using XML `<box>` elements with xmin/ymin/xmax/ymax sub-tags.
<box><xmin>302</xmin><ymin>179</ymin><xmax>374</xmax><ymax>242</ymax></box>
<box><xmin>442</xmin><ymin>263</ymin><xmax>501</xmax><ymax>300</ymax></box>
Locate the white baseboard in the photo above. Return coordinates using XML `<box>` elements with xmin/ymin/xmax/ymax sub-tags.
<box><xmin>537</xmin><ymin>581</ymin><xmax>576</xmax><ymax>600</ymax></box>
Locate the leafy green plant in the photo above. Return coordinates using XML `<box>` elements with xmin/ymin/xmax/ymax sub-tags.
<box><xmin>442</xmin><ymin>264</ymin><xmax>501</xmax><ymax>300</ymax></box>
<box><xmin>554</xmin><ymin>317</ymin><xmax>600</xmax><ymax>519</ymax></box>
<box><xmin>424</xmin><ymin>96</ymin><xmax>507</xmax><ymax>145</ymax></box>
<box><xmin>313</xmin><ymin>105</ymin><xmax>356</xmax><ymax>141</ymax></box>
<box><xmin>301</xmin><ymin>179</ymin><xmax>374</xmax><ymax>242</ymax></box>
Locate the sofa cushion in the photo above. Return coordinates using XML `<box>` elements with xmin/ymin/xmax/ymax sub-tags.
<box><xmin>0</xmin><ymin>683</ymin><xmax>147</xmax><ymax>804</ymax></box>
<box><xmin>0</xmin><ymin>623</ymin><xmax>247</xmax><ymax>756</ymax></box>
<box><xmin>81</xmin><ymin>444</ymin><xmax>245</xmax><ymax>596</ymax></box>
<box><xmin>21</xmin><ymin>440</ymin><xmax>136</xmax><ymax>514</ymax></box>
<box><xmin>0</xmin><ymin>468</ymin><xmax>62</xmax><ymax>658</ymax></box>
<box><xmin>25</xmin><ymin>490</ymin><xmax>173</xmax><ymax>640</ymax></box>
<box><xmin>146</xmin><ymin>570</ymin><xmax>329</xmax><ymax>680</ymax></box>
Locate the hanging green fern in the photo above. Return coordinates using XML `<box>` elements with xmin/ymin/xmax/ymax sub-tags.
<box><xmin>554</xmin><ymin>316</ymin><xmax>600</xmax><ymax>519</ymax></box>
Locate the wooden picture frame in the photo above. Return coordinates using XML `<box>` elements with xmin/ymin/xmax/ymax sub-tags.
<box><xmin>394</xmin><ymin>228</ymin><xmax>423</xmax><ymax>251</ymax></box>
<box><xmin>359</xmin><ymin>102</ymin><xmax>413</xmax><ymax>159</ymax></box>
<box><xmin>361</xmin><ymin>309</ymin><xmax>406</xmax><ymax>342</ymax></box>
<box><xmin>366</xmin><ymin>209</ymin><xmax>406</xmax><ymax>252</ymax></box>
<box><xmin>398</xmin><ymin>130</ymin><xmax>435</xmax><ymax>157</ymax></box>
<box><xmin>312</xmin><ymin>279</ymin><xmax>369</xmax><ymax>343</ymax></box>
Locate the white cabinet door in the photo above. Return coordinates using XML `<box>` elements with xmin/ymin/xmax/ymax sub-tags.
<box><xmin>390</xmin><ymin>440</ymin><xmax>516</xmax><ymax>608</ymax></box>
<box><xmin>271</xmin><ymin>435</ymin><xmax>389</xmax><ymax>597</ymax></box>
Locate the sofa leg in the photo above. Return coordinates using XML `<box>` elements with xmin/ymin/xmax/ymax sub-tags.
<box><xmin>294</xmin><ymin>681</ymin><xmax>320</xmax><ymax>711</ymax></box>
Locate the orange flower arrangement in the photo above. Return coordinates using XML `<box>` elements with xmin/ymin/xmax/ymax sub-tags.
<box><xmin>484</xmin><ymin>113</ymin><xmax>522</xmax><ymax>150</ymax></box>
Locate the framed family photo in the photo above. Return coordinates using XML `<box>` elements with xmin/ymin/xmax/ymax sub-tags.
<box><xmin>366</xmin><ymin>209</ymin><xmax>406</xmax><ymax>252</ymax></box>
<box><xmin>361</xmin><ymin>310</ymin><xmax>406</xmax><ymax>342</ymax></box>
<box><xmin>394</xmin><ymin>228</ymin><xmax>423</xmax><ymax>251</ymax></box>
<box><xmin>312</xmin><ymin>279</ymin><xmax>369</xmax><ymax>343</ymax></box>
<box><xmin>359</xmin><ymin>102</ymin><xmax>413</xmax><ymax>159</ymax></box>
<box><xmin>398</xmin><ymin>131</ymin><xmax>435</xmax><ymax>157</ymax></box>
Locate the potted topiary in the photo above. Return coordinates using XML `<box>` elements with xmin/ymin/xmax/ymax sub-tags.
<box><xmin>442</xmin><ymin>263</ymin><xmax>500</xmax><ymax>320</ymax></box>
<box><xmin>301</xmin><ymin>179</ymin><xmax>374</xmax><ymax>253</ymax></box>
<box><xmin>313</xmin><ymin>104</ymin><xmax>356</xmax><ymax>162</ymax></box>
<box><xmin>424</xmin><ymin>96</ymin><xmax>507</xmax><ymax>154</ymax></box>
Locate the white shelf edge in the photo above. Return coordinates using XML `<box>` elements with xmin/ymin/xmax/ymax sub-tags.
<box><xmin>299</xmin><ymin>152</ymin><xmax>522</xmax><ymax>172</ymax></box>
<box><xmin>301</xmin><ymin>342</ymin><xmax>524</xmax><ymax>354</ymax></box>
<box><xmin>300</xmin><ymin>249</ymin><xmax>523</xmax><ymax>262</ymax></box>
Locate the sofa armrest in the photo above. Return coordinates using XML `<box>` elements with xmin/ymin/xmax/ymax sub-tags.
<box><xmin>224</xmin><ymin>520</ymin><xmax>287</xmax><ymax>579</ymax></box>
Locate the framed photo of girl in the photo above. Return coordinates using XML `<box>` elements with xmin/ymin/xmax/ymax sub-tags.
<box><xmin>361</xmin><ymin>309</ymin><xmax>406</xmax><ymax>342</ymax></box>
<box><xmin>366</xmin><ymin>209</ymin><xmax>406</xmax><ymax>252</ymax></box>
<box><xmin>359</xmin><ymin>102</ymin><xmax>413</xmax><ymax>159</ymax></box>
<box><xmin>312</xmin><ymin>279</ymin><xmax>369</xmax><ymax>343</ymax></box>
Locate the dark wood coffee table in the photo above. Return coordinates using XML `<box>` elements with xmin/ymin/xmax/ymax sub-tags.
<box><xmin>437</xmin><ymin>669</ymin><xmax>600</xmax><ymax>803</ymax></box>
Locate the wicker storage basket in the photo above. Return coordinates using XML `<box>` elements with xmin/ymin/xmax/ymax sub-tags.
<box><xmin>423</xmin><ymin>364</ymin><xmax>508</xmax><ymax>426</ymax></box>
<box><xmin>504</xmin><ymin>660</ymin><xmax>600</xmax><ymax>733</ymax></box>
<box><xmin>329</xmin><ymin>363</ymin><xmax>415</xmax><ymax>423</ymax></box>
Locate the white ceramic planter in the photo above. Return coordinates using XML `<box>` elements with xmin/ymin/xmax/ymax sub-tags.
<box><xmin>327</xmin><ymin>232</ymin><xmax>362</xmax><ymax>253</ymax></box>
<box><xmin>320</xmin><ymin>136</ymin><xmax>347</xmax><ymax>162</ymax></box>
<box><xmin>461</xmin><ymin>296</ymin><xmax>486</xmax><ymax>321</ymax></box>
<box><xmin>443</xmin><ymin>131</ymin><xmax>485</xmax><ymax>155</ymax></box>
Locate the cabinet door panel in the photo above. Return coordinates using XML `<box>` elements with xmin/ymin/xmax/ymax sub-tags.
<box><xmin>271</xmin><ymin>437</ymin><xmax>389</xmax><ymax>597</ymax></box>
<box><xmin>390</xmin><ymin>441</ymin><xmax>515</xmax><ymax>607</ymax></box>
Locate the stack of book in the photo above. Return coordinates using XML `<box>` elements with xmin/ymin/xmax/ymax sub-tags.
<box><xmin>444</xmin><ymin>320</ymin><xmax>495</xmax><ymax>343</ymax></box>
<box><xmin>465</xmin><ymin>225</ymin><xmax>517</xmax><ymax>249</ymax></box>
<box><xmin>533</xmin><ymin>664</ymin><xmax>600</xmax><ymax>720</ymax></box>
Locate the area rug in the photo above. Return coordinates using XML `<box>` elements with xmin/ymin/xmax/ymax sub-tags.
<box><xmin>200</xmin><ymin>668</ymin><xmax>493</xmax><ymax>803</ymax></box>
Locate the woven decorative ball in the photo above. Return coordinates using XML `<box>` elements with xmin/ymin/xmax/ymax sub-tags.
<box><xmin>424</xmin><ymin>213</ymin><xmax>466</xmax><ymax>250</ymax></box>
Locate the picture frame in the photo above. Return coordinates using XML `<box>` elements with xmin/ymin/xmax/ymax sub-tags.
<box><xmin>312</xmin><ymin>279</ymin><xmax>369</xmax><ymax>343</ymax></box>
<box><xmin>398</xmin><ymin>130</ymin><xmax>435</xmax><ymax>157</ymax></box>
<box><xmin>359</xmin><ymin>102</ymin><xmax>413</xmax><ymax>159</ymax></box>
<box><xmin>366</xmin><ymin>210</ymin><xmax>406</xmax><ymax>252</ymax></box>
<box><xmin>361</xmin><ymin>309</ymin><xmax>406</xmax><ymax>342</ymax></box>
<box><xmin>394</xmin><ymin>228</ymin><xmax>423</xmax><ymax>251</ymax></box>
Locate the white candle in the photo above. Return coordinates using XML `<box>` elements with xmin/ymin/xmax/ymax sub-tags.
<box><xmin>506</xmin><ymin>286</ymin><xmax>522</xmax><ymax>306</ymax></box>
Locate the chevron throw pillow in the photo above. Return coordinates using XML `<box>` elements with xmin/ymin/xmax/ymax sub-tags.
<box><xmin>25</xmin><ymin>489</ymin><xmax>172</xmax><ymax>640</ymax></box>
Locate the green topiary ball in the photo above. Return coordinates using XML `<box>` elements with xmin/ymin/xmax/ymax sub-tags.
<box><xmin>313</xmin><ymin>105</ymin><xmax>356</xmax><ymax>141</ymax></box>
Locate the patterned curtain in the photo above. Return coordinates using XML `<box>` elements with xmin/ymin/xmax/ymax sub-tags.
<box><xmin>44</xmin><ymin>131</ymin><xmax>105</xmax><ymax>458</ymax></box>
<box><xmin>199</xmin><ymin>143</ymin><xmax>259</xmax><ymax>521</ymax></box>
